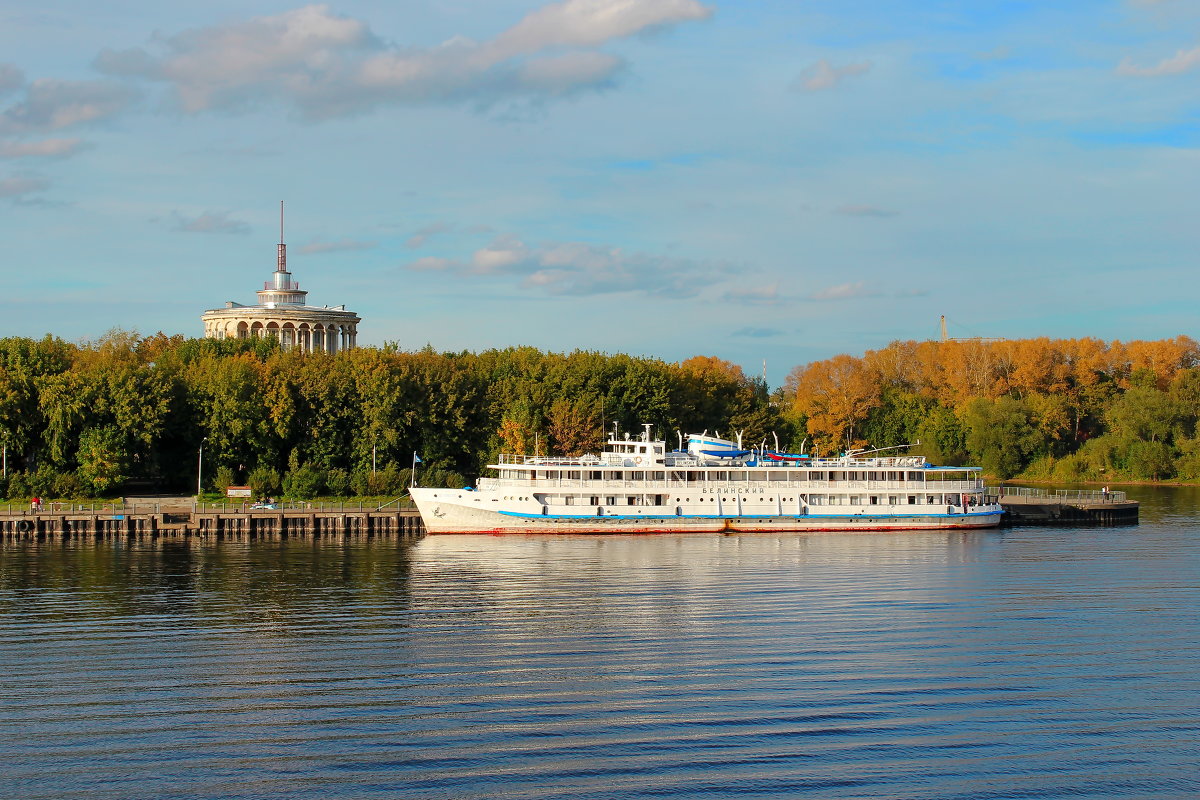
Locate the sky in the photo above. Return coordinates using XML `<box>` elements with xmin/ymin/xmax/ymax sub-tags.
<box><xmin>1</xmin><ymin>0</ymin><xmax>1198</xmax><ymax>387</ymax></box>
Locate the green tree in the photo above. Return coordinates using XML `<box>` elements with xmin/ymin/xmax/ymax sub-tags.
<box><xmin>77</xmin><ymin>426</ymin><xmax>129</xmax><ymax>494</ymax></box>
<box><xmin>962</xmin><ymin>397</ymin><xmax>1042</xmax><ymax>479</ymax></box>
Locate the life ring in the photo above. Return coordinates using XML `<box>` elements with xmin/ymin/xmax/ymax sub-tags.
<box><xmin>17</xmin><ymin>520</ymin><xmax>33</xmax><ymax>532</ymax></box>
<box><xmin>635</xmin><ymin>456</ymin><xmax>643</xmax><ymax>465</ymax></box>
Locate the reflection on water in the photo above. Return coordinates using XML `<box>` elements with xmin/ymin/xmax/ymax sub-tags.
<box><xmin>2</xmin><ymin>487</ymin><xmax>1199</xmax><ymax>799</ymax></box>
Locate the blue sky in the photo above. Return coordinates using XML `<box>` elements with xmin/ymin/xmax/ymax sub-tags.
<box><xmin>1</xmin><ymin>0</ymin><xmax>1197</xmax><ymax>386</ymax></box>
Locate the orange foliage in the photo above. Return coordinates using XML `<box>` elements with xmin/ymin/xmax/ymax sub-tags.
<box><xmin>785</xmin><ymin>336</ymin><xmax>1200</xmax><ymax>446</ymax></box>
<box><xmin>785</xmin><ymin>354</ymin><xmax>881</xmax><ymax>451</ymax></box>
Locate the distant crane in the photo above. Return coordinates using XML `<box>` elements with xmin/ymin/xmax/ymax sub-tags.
<box><xmin>939</xmin><ymin>315</ymin><xmax>1005</xmax><ymax>343</ymax></box>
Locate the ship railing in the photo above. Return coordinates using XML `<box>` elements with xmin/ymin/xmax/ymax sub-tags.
<box><xmin>998</xmin><ymin>486</ymin><xmax>1127</xmax><ymax>503</ymax></box>
<box><xmin>496</xmin><ymin>453</ymin><xmax>603</xmax><ymax>466</ymax></box>
<box><xmin>476</xmin><ymin>478</ymin><xmax>984</xmax><ymax>492</ymax></box>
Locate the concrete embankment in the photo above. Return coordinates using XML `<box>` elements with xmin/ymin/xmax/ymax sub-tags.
<box><xmin>998</xmin><ymin>487</ymin><xmax>1139</xmax><ymax>525</ymax></box>
<box><xmin>0</xmin><ymin>501</ymin><xmax>426</xmax><ymax>540</ymax></box>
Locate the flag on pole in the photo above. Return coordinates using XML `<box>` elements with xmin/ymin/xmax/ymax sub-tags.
<box><xmin>413</xmin><ymin>453</ymin><xmax>423</xmax><ymax>464</ymax></box>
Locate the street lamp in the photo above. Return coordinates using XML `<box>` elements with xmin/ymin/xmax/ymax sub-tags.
<box><xmin>197</xmin><ymin>436</ymin><xmax>208</xmax><ymax>497</ymax></box>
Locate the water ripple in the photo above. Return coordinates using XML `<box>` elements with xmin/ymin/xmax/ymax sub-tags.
<box><xmin>3</xmin><ymin>491</ymin><xmax>1200</xmax><ymax>799</ymax></box>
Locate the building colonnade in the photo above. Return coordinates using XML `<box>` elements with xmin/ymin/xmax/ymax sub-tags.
<box><xmin>205</xmin><ymin>319</ymin><xmax>358</xmax><ymax>353</ymax></box>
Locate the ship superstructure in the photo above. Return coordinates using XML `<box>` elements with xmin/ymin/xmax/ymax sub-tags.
<box><xmin>410</xmin><ymin>426</ymin><xmax>1003</xmax><ymax>534</ymax></box>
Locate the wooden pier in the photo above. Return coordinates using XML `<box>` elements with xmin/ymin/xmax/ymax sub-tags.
<box><xmin>998</xmin><ymin>487</ymin><xmax>1139</xmax><ymax>525</ymax></box>
<box><xmin>0</xmin><ymin>502</ymin><xmax>426</xmax><ymax>540</ymax></box>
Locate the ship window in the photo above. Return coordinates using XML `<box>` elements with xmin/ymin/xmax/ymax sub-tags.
<box><xmin>627</xmin><ymin>496</ymin><xmax>637</xmax><ymax>505</ymax></box>
<box><xmin>770</xmin><ymin>472</ymin><xmax>786</xmax><ymax>482</ymax></box>
<box><xmin>606</xmin><ymin>497</ymin><xmax>616</xmax><ymax>505</ymax></box>
<box><xmin>652</xmin><ymin>471</ymin><xmax>665</xmax><ymax>480</ymax></box>
<box><xmin>908</xmin><ymin>496</ymin><xmax>917</xmax><ymax>504</ymax></box>
<box><xmin>564</xmin><ymin>496</ymin><xmax>574</xmax><ymax>505</ymax></box>
<box><xmin>907</xmin><ymin>471</ymin><xmax>923</xmax><ymax>481</ymax></box>
<box><xmin>590</xmin><ymin>496</ymin><xmax>599</xmax><ymax>505</ymax></box>
<box><xmin>849</xmin><ymin>495</ymin><xmax>861</xmax><ymax>504</ymax></box>
<box><xmin>810</xmin><ymin>495</ymin><xmax>824</xmax><ymax>505</ymax></box>
<box><xmin>927</xmin><ymin>495</ymin><xmax>936</xmax><ymax>504</ymax></box>
<box><xmin>870</xmin><ymin>496</ymin><xmax>879</xmax><ymax>505</ymax></box>
<box><xmin>811</xmin><ymin>471</ymin><xmax>826</xmax><ymax>481</ymax></box>
<box><xmin>748</xmin><ymin>471</ymin><xmax>767</xmax><ymax>481</ymax></box>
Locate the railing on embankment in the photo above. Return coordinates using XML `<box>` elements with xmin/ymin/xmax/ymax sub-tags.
<box><xmin>997</xmin><ymin>486</ymin><xmax>1139</xmax><ymax>525</ymax></box>
<box><xmin>0</xmin><ymin>500</ymin><xmax>426</xmax><ymax>540</ymax></box>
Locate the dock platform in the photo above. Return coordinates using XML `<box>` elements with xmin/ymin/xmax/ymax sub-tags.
<box><xmin>0</xmin><ymin>500</ymin><xmax>426</xmax><ymax>540</ymax></box>
<box><xmin>998</xmin><ymin>487</ymin><xmax>1138</xmax><ymax>525</ymax></box>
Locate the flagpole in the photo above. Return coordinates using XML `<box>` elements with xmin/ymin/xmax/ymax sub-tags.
<box><xmin>411</xmin><ymin>451</ymin><xmax>417</xmax><ymax>487</ymax></box>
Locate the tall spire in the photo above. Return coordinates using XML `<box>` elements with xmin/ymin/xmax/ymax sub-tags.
<box><xmin>276</xmin><ymin>200</ymin><xmax>286</xmax><ymax>273</ymax></box>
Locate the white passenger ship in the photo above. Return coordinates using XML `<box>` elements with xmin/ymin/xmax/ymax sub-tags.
<box><xmin>410</xmin><ymin>426</ymin><xmax>1004</xmax><ymax>534</ymax></box>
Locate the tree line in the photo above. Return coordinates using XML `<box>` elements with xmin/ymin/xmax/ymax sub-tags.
<box><xmin>0</xmin><ymin>332</ymin><xmax>777</xmax><ymax>499</ymax></box>
<box><xmin>2</xmin><ymin>331</ymin><xmax>1196</xmax><ymax>499</ymax></box>
<box><xmin>783</xmin><ymin>335</ymin><xmax>1200</xmax><ymax>481</ymax></box>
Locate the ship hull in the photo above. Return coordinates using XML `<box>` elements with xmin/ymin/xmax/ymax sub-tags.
<box><xmin>412</xmin><ymin>489</ymin><xmax>1002</xmax><ymax>535</ymax></box>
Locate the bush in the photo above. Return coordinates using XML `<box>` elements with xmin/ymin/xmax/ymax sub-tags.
<box><xmin>421</xmin><ymin>467</ymin><xmax>468</xmax><ymax>489</ymax></box>
<box><xmin>28</xmin><ymin>466</ymin><xmax>62</xmax><ymax>497</ymax></box>
<box><xmin>248</xmin><ymin>465</ymin><xmax>281</xmax><ymax>497</ymax></box>
<box><xmin>350</xmin><ymin>466</ymin><xmax>408</xmax><ymax>496</ymax></box>
<box><xmin>325</xmin><ymin>468</ymin><xmax>351</xmax><ymax>496</ymax></box>
<box><xmin>214</xmin><ymin>465</ymin><xmax>236</xmax><ymax>493</ymax></box>
<box><xmin>283</xmin><ymin>465</ymin><xmax>325</xmax><ymax>499</ymax></box>
<box><xmin>53</xmin><ymin>471</ymin><xmax>86</xmax><ymax>498</ymax></box>
<box><xmin>6</xmin><ymin>472</ymin><xmax>29</xmax><ymax>499</ymax></box>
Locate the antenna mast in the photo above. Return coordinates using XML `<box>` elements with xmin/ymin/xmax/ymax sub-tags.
<box><xmin>276</xmin><ymin>200</ymin><xmax>286</xmax><ymax>273</ymax></box>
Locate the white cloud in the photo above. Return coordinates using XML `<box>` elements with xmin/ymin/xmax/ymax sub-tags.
<box><xmin>171</xmin><ymin>211</ymin><xmax>251</xmax><ymax>234</ymax></box>
<box><xmin>1117</xmin><ymin>44</ymin><xmax>1200</xmax><ymax>77</ymax></box>
<box><xmin>0</xmin><ymin>138</ymin><xmax>83</xmax><ymax>159</ymax></box>
<box><xmin>0</xmin><ymin>79</ymin><xmax>134</xmax><ymax>135</ymax></box>
<box><xmin>297</xmin><ymin>239</ymin><xmax>376</xmax><ymax>254</ymax></box>
<box><xmin>808</xmin><ymin>281</ymin><xmax>877</xmax><ymax>301</ymax></box>
<box><xmin>96</xmin><ymin>1</ymin><xmax>712</xmax><ymax>118</ymax></box>
<box><xmin>404</xmin><ymin>233</ymin><xmax>722</xmax><ymax>297</ymax></box>
<box><xmin>480</xmin><ymin>0</ymin><xmax>713</xmax><ymax>62</ymax></box>
<box><xmin>0</xmin><ymin>175</ymin><xmax>48</xmax><ymax>198</ymax></box>
<box><xmin>791</xmin><ymin>59</ymin><xmax>872</xmax><ymax>92</ymax></box>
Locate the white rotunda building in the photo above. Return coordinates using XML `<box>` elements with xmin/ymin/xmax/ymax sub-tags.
<box><xmin>202</xmin><ymin>206</ymin><xmax>360</xmax><ymax>352</ymax></box>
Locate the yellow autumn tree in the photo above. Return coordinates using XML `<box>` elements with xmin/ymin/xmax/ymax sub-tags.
<box><xmin>785</xmin><ymin>354</ymin><xmax>881</xmax><ymax>453</ymax></box>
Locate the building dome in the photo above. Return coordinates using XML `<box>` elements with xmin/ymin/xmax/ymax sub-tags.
<box><xmin>201</xmin><ymin>204</ymin><xmax>361</xmax><ymax>352</ymax></box>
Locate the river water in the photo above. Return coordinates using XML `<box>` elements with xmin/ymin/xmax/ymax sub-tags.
<box><xmin>2</xmin><ymin>488</ymin><xmax>1198</xmax><ymax>799</ymax></box>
